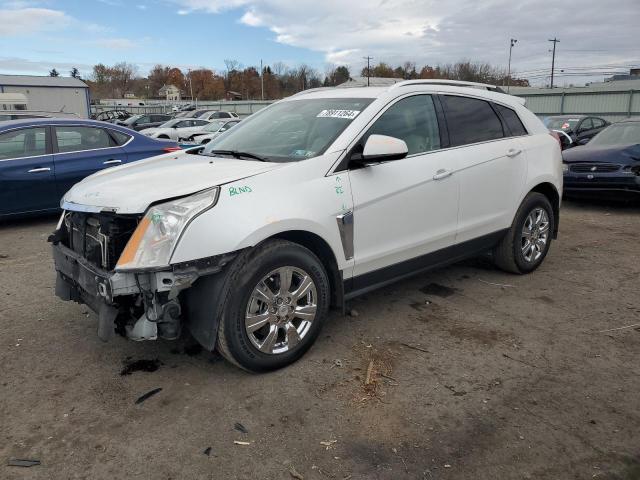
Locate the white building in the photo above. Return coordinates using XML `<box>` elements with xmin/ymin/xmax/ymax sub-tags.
<box><xmin>0</xmin><ymin>75</ymin><xmax>90</xmax><ymax>118</ymax></box>
<box><xmin>158</xmin><ymin>84</ymin><xmax>182</xmax><ymax>101</ymax></box>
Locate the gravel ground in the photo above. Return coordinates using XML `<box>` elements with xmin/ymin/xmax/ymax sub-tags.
<box><xmin>1</xmin><ymin>199</ymin><xmax>639</xmax><ymax>480</ymax></box>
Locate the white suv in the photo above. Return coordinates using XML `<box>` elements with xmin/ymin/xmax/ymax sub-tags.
<box><xmin>51</xmin><ymin>80</ymin><xmax>562</xmax><ymax>372</ymax></box>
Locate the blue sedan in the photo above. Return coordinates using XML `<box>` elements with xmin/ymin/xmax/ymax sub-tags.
<box><xmin>0</xmin><ymin>118</ymin><xmax>180</xmax><ymax>218</ymax></box>
<box><xmin>563</xmin><ymin>119</ymin><xmax>640</xmax><ymax>198</ymax></box>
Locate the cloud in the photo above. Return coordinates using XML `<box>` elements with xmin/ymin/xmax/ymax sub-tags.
<box><xmin>137</xmin><ymin>4</ymin><xmax>147</xmax><ymax>10</ymax></box>
<box><xmin>92</xmin><ymin>37</ymin><xmax>137</xmax><ymax>49</ymax></box>
<box><xmin>172</xmin><ymin>0</ymin><xmax>640</xmax><ymax>86</ymax></box>
<box><xmin>0</xmin><ymin>56</ymin><xmax>93</xmax><ymax>76</ymax></box>
<box><xmin>0</xmin><ymin>7</ymin><xmax>72</xmax><ymax>36</ymax></box>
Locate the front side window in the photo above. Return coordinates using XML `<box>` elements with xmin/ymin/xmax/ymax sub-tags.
<box><xmin>494</xmin><ymin>104</ymin><xmax>528</xmax><ymax>136</ymax></box>
<box><xmin>55</xmin><ymin>126</ymin><xmax>113</xmax><ymax>153</ymax></box>
<box><xmin>443</xmin><ymin>95</ymin><xmax>504</xmax><ymax>146</ymax></box>
<box><xmin>364</xmin><ymin>95</ymin><xmax>441</xmax><ymax>156</ymax></box>
<box><xmin>579</xmin><ymin>118</ymin><xmax>594</xmax><ymax>132</ymax></box>
<box><xmin>203</xmin><ymin>98</ymin><xmax>374</xmax><ymax>162</ymax></box>
<box><xmin>0</xmin><ymin>127</ymin><xmax>47</xmax><ymax>160</ymax></box>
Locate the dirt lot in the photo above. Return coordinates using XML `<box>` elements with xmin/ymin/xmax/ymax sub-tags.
<box><xmin>1</xmin><ymin>200</ymin><xmax>639</xmax><ymax>480</ymax></box>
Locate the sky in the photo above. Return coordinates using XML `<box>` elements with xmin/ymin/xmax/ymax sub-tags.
<box><xmin>1</xmin><ymin>0</ymin><xmax>639</xmax><ymax>87</ymax></box>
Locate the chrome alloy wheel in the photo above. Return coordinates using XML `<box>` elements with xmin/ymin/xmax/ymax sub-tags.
<box><xmin>245</xmin><ymin>266</ymin><xmax>317</xmax><ymax>355</ymax></box>
<box><xmin>521</xmin><ymin>207</ymin><xmax>550</xmax><ymax>263</ymax></box>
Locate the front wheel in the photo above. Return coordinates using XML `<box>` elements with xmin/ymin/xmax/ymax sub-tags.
<box><xmin>493</xmin><ymin>192</ymin><xmax>555</xmax><ymax>274</ymax></box>
<box><xmin>216</xmin><ymin>240</ymin><xmax>330</xmax><ymax>372</ymax></box>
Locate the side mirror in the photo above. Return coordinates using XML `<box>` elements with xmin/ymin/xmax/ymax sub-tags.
<box><xmin>578</xmin><ymin>137</ymin><xmax>590</xmax><ymax>145</ymax></box>
<box><xmin>358</xmin><ymin>134</ymin><xmax>408</xmax><ymax>164</ymax></box>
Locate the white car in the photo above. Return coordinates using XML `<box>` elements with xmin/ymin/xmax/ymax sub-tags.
<box><xmin>140</xmin><ymin>118</ymin><xmax>210</xmax><ymax>141</ymax></box>
<box><xmin>186</xmin><ymin>119</ymin><xmax>241</xmax><ymax>144</ymax></box>
<box><xmin>197</xmin><ymin>110</ymin><xmax>240</xmax><ymax>121</ymax></box>
<box><xmin>51</xmin><ymin>80</ymin><xmax>562</xmax><ymax>372</ymax></box>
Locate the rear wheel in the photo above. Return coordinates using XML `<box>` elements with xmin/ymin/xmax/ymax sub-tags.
<box><xmin>216</xmin><ymin>240</ymin><xmax>330</xmax><ymax>372</ymax></box>
<box><xmin>493</xmin><ymin>192</ymin><xmax>555</xmax><ymax>274</ymax></box>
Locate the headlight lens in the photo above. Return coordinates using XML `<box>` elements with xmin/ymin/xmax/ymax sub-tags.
<box><xmin>116</xmin><ymin>187</ymin><xmax>219</xmax><ymax>271</ymax></box>
<box><xmin>562</xmin><ymin>163</ymin><xmax>569</xmax><ymax>173</ymax></box>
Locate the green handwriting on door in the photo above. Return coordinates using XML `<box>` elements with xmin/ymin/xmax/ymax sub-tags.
<box><xmin>229</xmin><ymin>185</ymin><xmax>253</xmax><ymax>196</ymax></box>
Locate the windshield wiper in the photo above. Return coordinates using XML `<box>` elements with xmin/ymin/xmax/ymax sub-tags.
<box><xmin>206</xmin><ymin>149</ymin><xmax>268</xmax><ymax>162</ymax></box>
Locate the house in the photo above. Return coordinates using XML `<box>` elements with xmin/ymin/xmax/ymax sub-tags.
<box><xmin>225</xmin><ymin>90</ymin><xmax>242</xmax><ymax>101</ymax></box>
<box><xmin>158</xmin><ymin>84</ymin><xmax>182</xmax><ymax>101</ymax></box>
<box><xmin>0</xmin><ymin>74</ymin><xmax>90</xmax><ymax>117</ymax></box>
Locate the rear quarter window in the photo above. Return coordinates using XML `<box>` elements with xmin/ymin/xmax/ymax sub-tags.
<box><xmin>443</xmin><ymin>95</ymin><xmax>504</xmax><ymax>147</ymax></box>
<box><xmin>109</xmin><ymin>129</ymin><xmax>132</xmax><ymax>146</ymax></box>
<box><xmin>494</xmin><ymin>104</ymin><xmax>528</xmax><ymax>136</ymax></box>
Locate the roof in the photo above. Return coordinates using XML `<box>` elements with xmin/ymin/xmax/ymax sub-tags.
<box><xmin>0</xmin><ymin>74</ymin><xmax>88</xmax><ymax>88</ymax></box>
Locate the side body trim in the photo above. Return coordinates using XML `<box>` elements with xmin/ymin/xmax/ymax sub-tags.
<box><xmin>344</xmin><ymin>229</ymin><xmax>507</xmax><ymax>299</ymax></box>
<box><xmin>336</xmin><ymin>210</ymin><xmax>354</xmax><ymax>260</ymax></box>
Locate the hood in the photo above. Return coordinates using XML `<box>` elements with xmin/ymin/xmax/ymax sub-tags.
<box><xmin>62</xmin><ymin>151</ymin><xmax>283</xmax><ymax>214</ymax></box>
<box><xmin>140</xmin><ymin>127</ymin><xmax>163</xmax><ymax>135</ymax></box>
<box><xmin>563</xmin><ymin>144</ymin><xmax>640</xmax><ymax>164</ymax></box>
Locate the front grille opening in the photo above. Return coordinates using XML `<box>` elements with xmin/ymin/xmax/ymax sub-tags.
<box><xmin>62</xmin><ymin>212</ymin><xmax>141</xmax><ymax>270</ymax></box>
<box><xmin>570</xmin><ymin>163</ymin><xmax>621</xmax><ymax>173</ymax></box>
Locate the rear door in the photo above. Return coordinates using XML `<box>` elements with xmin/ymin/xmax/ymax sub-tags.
<box><xmin>440</xmin><ymin>95</ymin><xmax>527</xmax><ymax>243</ymax></box>
<box><xmin>0</xmin><ymin>126</ymin><xmax>57</xmax><ymax>216</ymax></box>
<box><xmin>52</xmin><ymin>125</ymin><xmax>126</xmax><ymax>198</ymax></box>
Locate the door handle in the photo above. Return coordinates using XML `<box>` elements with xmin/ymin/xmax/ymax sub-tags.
<box><xmin>28</xmin><ymin>167</ymin><xmax>51</xmax><ymax>173</ymax></box>
<box><xmin>433</xmin><ymin>169</ymin><xmax>453</xmax><ymax>180</ymax></box>
<box><xmin>506</xmin><ymin>148</ymin><xmax>522</xmax><ymax>158</ymax></box>
<box><xmin>103</xmin><ymin>159</ymin><xmax>122</xmax><ymax>165</ymax></box>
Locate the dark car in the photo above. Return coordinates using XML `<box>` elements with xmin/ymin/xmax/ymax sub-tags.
<box><xmin>115</xmin><ymin>113</ymin><xmax>173</xmax><ymax>131</ymax></box>
<box><xmin>0</xmin><ymin>118</ymin><xmax>180</xmax><ymax>218</ymax></box>
<box><xmin>545</xmin><ymin>115</ymin><xmax>610</xmax><ymax>149</ymax></box>
<box><xmin>562</xmin><ymin>119</ymin><xmax>640</xmax><ymax>197</ymax></box>
<box><xmin>91</xmin><ymin>110</ymin><xmax>132</xmax><ymax>123</ymax></box>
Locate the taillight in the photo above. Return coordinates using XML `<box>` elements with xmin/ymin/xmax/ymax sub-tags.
<box><xmin>549</xmin><ymin>130</ymin><xmax>561</xmax><ymax>148</ymax></box>
<box><xmin>163</xmin><ymin>146</ymin><xmax>181</xmax><ymax>153</ymax></box>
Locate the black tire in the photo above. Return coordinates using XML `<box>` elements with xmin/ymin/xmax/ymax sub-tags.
<box><xmin>158</xmin><ymin>134</ymin><xmax>169</xmax><ymax>139</ymax></box>
<box><xmin>493</xmin><ymin>192</ymin><xmax>555</xmax><ymax>274</ymax></box>
<box><xmin>216</xmin><ymin>239</ymin><xmax>330</xmax><ymax>372</ymax></box>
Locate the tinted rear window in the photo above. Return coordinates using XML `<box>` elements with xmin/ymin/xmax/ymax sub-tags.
<box><xmin>443</xmin><ymin>95</ymin><xmax>504</xmax><ymax>146</ymax></box>
<box><xmin>494</xmin><ymin>104</ymin><xmax>527</xmax><ymax>136</ymax></box>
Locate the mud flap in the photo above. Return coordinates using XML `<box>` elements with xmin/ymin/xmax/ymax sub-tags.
<box><xmin>97</xmin><ymin>302</ymin><xmax>118</xmax><ymax>342</ymax></box>
<box><xmin>182</xmin><ymin>272</ymin><xmax>227</xmax><ymax>351</ymax></box>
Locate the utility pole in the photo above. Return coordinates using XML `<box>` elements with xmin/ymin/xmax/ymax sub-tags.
<box><xmin>260</xmin><ymin>59</ymin><xmax>264</xmax><ymax>100</ymax></box>
<box><xmin>548</xmin><ymin>38</ymin><xmax>560</xmax><ymax>88</ymax></box>
<box><xmin>363</xmin><ymin>56</ymin><xmax>373</xmax><ymax>86</ymax></box>
<box><xmin>507</xmin><ymin>38</ymin><xmax>517</xmax><ymax>93</ymax></box>
<box><xmin>187</xmin><ymin>68</ymin><xmax>194</xmax><ymax>106</ymax></box>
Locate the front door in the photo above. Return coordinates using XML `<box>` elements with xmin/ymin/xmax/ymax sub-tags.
<box><xmin>347</xmin><ymin>94</ymin><xmax>460</xmax><ymax>287</ymax></box>
<box><xmin>52</xmin><ymin>125</ymin><xmax>125</xmax><ymax>198</ymax></box>
<box><xmin>0</xmin><ymin>126</ymin><xmax>57</xmax><ymax>216</ymax></box>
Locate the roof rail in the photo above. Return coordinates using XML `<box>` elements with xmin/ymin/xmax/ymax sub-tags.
<box><xmin>290</xmin><ymin>87</ymin><xmax>336</xmax><ymax>97</ymax></box>
<box><xmin>389</xmin><ymin>79</ymin><xmax>506</xmax><ymax>93</ymax></box>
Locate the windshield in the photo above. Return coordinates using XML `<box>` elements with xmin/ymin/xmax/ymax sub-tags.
<box><xmin>203</xmin><ymin>120</ymin><xmax>227</xmax><ymax>132</ymax></box>
<box><xmin>202</xmin><ymin>98</ymin><xmax>373</xmax><ymax>162</ymax></box>
<box><xmin>159</xmin><ymin>119</ymin><xmax>180</xmax><ymax>128</ymax></box>
<box><xmin>545</xmin><ymin>117</ymin><xmax>581</xmax><ymax>131</ymax></box>
<box><xmin>589</xmin><ymin>122</ymin><xmax>640</xmax><ymax>147</ymax></box>
<box><xmin>124</xmin><ymin>114</ymin><xmax>142</xmax><ymax>125</ymax></box>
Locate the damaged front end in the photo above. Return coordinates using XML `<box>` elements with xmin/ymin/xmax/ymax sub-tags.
<box><xmin>50</xmin><ymin>188</ymin><xmax>235</xmax><ymax>344</ymax></box>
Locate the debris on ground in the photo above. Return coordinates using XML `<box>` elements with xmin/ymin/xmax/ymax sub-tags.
<box><xmin>332</xmin><ymin>359</ymin><xmax>343</xmax><ymax>368</ymax></box>
<box><xmin>348</xmin><ymin>309</ymin><xmax>359</xmax><ymax>317</ymax></box>
<box><xmin>120</xmin><ymin>358</ymin><xmax>162</xmax><ymax>376</ymax></box>
<box><xmin>320</xmin><ymin>440</ymin><xmax>337</xmax><ymax>450</ymax></box>
<box><xmin>0</xmin><ymin>254</ymin><xmax>8</xmax><ymax>259</ymax></box>
<box><xmin>364</xmin><ymin>361</ymin><xmax>374</xmax><ymax>386</ymax></box>
<box><xmin>598</xmin><ymin>323</ymin><xmax>640</xmax><ymax>333</ymax></box>
<box><xmin>135</xmin><ymin>387</ymin><xmax>162</xmax><ymax>405</ymax></box>
<box><xmin>400</xmin><ymin>342</ymin><xmax>429</xmax><ymax>354</ymax></box>
<box><xmin>478</xmin><ymin>279</ymin><xmax>515</xmax><ymax>288</ymax></box>
<box><xmin>8</xmin><ymin>458</ymin><xmax>40</xmax><ymax>467</ymax></box>
<box><xmin>289</xmin><ymin>465</ymin><xmax>304</xmax><ymax>479</ymax></box>
<box><xmin>234</xmin><ymin>422</ymin><xmax>248</xmax><ymax>434</ymax></box>
<box><xmin>233</xmin><ymin>440</ymin><xmax>251</xmax><ymax>446</ymax></box>
<box><xmin>203</xmin><ymin>447</ymin><xmax>212</xmax><ymax>456</ymax></box>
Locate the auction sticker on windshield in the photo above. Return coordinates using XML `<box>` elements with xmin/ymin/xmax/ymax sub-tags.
<box><xmin>317</xmin><ymin>109</ymin><xmax>361</xmax><ymax>119</ymax></box>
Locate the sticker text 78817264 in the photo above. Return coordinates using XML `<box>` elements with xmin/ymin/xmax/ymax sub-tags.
<box><xmin>316</xmin><ymin>110</ymin><xmax>361</xmax><ymax>120</ymax></box>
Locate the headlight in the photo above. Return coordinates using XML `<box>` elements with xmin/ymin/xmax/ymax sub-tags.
<box><xmin>116</xmin><ymin>187</ymin><xmax>219</xmax><ymax>271</ymax></box>
<box><xmin>562</xmin><ymin>163</ymin><xmax>569</xmax><ymax>173</ymax></box>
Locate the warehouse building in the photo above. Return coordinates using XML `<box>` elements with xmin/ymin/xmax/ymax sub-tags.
<box><xmin>0</xmin><ymin>75</ymin><xmax>91</xmax><ymax>118</ymax></box>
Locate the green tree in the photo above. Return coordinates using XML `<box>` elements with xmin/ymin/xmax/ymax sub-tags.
<box><xmin>49</xmin><ymin>68</ymin><xmax>59</xmax><ymax>77</ymax></box>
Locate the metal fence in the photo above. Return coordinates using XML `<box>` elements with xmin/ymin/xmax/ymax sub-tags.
<box><xmin>91</xmin><ymin>100</ymin><xmax>273</xmax><ymax>118</ymax></box>
<box><xmin>512</xmin><ymin>88</ymin><xmax>640</xmax><ymax>123</ymax></box>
